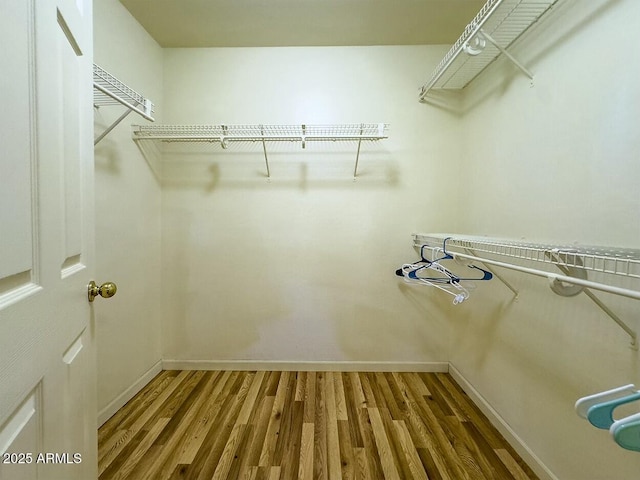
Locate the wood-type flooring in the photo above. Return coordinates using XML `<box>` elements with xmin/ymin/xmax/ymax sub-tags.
<box><xmin>98</xmin><ymin>370</ymin><xmax>539</xmax><ymax>480</ymax></box>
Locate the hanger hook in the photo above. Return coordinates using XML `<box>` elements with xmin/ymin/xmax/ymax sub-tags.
<box><xmin>420</xmin><ymin>244</ymin><xmax>430</xmax><ymax>262</ymax></box>
<box><xmin>442</xmin><ymin>237</ymin><xmax>453</xmax><ymax>257</ymax></box>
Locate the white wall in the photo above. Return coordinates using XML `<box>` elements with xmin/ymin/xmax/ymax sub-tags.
<box><xmin>159</xmin><ymin>46</ymin><xmax>460</xmax><ymax>367</ymax></box>
<box><xmin>93</xmin><ymin>0</ymin><xmax>163</xmax><ymax>421</ymax></box>
<box><xmin>453</xmin><ymin>0</ymin><xmax>640</xmax><ymax>478</ymax></box>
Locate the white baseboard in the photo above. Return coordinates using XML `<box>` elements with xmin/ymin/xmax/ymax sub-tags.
<box><xmin>98</xmin><ymin>360</ymin><xmax>163</xmax><ymax>427</ymax></box>
<box><xmin>448</xmin><ymin>364</ymin><xmax>559</xmax><ymax>480</ymax></box>
<box><xmin>161</xmin><ymin>359</ymin><xmax>449</xmax><ymax>373</ymax></box>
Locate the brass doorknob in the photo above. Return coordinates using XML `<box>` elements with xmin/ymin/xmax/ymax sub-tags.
<box><xmin>88</xmin><ymin>281</ymin><xmax>117</xmax><ymax>302</ymax></box>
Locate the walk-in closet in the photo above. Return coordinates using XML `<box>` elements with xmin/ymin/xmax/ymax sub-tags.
<box><xmin>1</xmin><ymin>0</ymin><xmax>639</xmax><ymax>479</ymax></box>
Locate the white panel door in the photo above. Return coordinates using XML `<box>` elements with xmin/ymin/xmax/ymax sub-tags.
<box><xmin>0</xmin><ymin>0</ymin><xmax>96</xmax><ymax>479</ymax></box>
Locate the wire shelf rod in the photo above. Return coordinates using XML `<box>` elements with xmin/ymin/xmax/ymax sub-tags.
<box><xmin>445</xmin><ymin>250</ymin><xmax>640</xmax><ymax>301</ymax></box>
<box><xmin>412</xmin><ymin>234</ymin><xmax>640</xmax><ymax>346</ymax></box>
<box><xmin>442</xmin><ymin>249</ymin><xmax>638</xmax><ymax>346</ymax></box>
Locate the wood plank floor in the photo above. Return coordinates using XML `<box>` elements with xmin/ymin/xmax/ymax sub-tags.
<box><xmin>98</xmin><ymin>370</ymin><xmax>539</xmax><ymax>480</ymax></box>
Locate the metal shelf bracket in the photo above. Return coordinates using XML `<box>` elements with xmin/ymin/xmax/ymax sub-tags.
<box><xmin>93</xmin><ymin>64</ymin><xmax>155</xmax><ymax>145</ymax></box>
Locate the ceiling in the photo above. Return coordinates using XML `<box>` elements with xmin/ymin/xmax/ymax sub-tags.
<box><xmin>118</xmin><ymin>0</ymin><xmax>486</xmax><ymax>48</ymax></box>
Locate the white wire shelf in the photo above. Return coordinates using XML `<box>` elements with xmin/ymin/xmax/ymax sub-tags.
<box><xmin>93</xmin><ymin>64</ymin><xmax>155</xmax><ymax>145</ymax></box>
<box><xmin>132</xmin><ymin>123</ymin><xmax>389</xmax><ymax>178</ymax></box>
<box><xmin>419</xmin><ymin>0</ymin><xmax>560</xmax><ymax>100</ymax></box>
<box><xmin>414</xmin><ymin>234</ymin><xmax>640</xmax><ymax>279</ymax></box>
<box><xmin>131</xmin><ymin>123</ymin><xmax>387</xmax><ymax>143</ymax></box>
<box><xmin>412</xmin><ymin>233</ymin><xmax>640</xmax><ymax>346</ymax></box>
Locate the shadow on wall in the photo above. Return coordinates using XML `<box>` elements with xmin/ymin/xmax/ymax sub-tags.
<box><xmin>450</xmin><ymin>298</ymin><xmax>517</xmax><ymax>369</ymax></box>
<box><xmin>397</xmin><ymin>281</ymin><xmax>460</xmax><ymax>322</ymax></box>
<box><xmin>326</xmin><ymin>281</ymin><xmax>454</xmax><ymax>362</ymax></box>
<box><xmin>94</xmin><ymin>113</ymin><xmax>123</xmax><ymax>176</ymax></box>
<box><xmin>133</xmin><ymin>140</ymin><xmax>399</xmax><ymax>191</ymax></box>
<box><xmin>94</xmin><ymin>141</ymin><xmax>122</xmax><ymax>176</ymax></box>
<box><xmin>93</xmin><ymin>110</ymin><xmax>163</xmax><ymax>181</ymax></box>
<box><xmin>450</xmin><ymin>271</ymin><xmax>640</xmax><ymax>404</ymax></box>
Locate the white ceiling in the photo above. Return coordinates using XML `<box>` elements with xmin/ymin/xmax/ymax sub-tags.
<box><xmin>118</xmin><ymin>0</ymin><xmax>486</xmax><ymax>48</ymax></box>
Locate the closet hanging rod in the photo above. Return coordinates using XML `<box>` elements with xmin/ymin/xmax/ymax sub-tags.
<box><xmin>413</xmin><ymin>234</ymin><xmax>640</xmax><ymax>346</ymax></box>
<box><xmin>439</xmin><ymin>250</ymin><xmax>640</xmax><ymax>302</ymax></box>
<box><xmin>446</xmin><ymin>249</ymin><xmax>638</xmax><ymax>346</ymax></box>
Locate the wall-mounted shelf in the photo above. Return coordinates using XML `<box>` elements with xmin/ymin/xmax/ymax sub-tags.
<box><xmin>412</xmin><ymin>234</ymin><xmax>640</xmax><ymax>346</ymax></box>
<box><xmin>131</xmin><ymin>123</ymin><xmax>388</xmax><ymax>178</ymax></box>
<box><xmin>93</xmin><ymin>64</ymin><xmax>155</xmax><ymax>145</ymax></box>
<box><xmin>419</xmin><ymin>0</ymin><xmax>560</xmax><ymax>101</ymax></box>
<box><xmin>414</xmin><ymin>235</ymin><xmax>640</xmax><ymax>280</ymax></box>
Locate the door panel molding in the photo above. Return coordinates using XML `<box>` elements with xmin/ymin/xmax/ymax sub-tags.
<box><xmin>0</xmin><ymin>0</ymin><xmax>40</xmax><ymax>304</ymax></box>
<box><xmin>0</xmin><ymin>383</ymin><xmax>41</xmax><ymax>454</ymax></box>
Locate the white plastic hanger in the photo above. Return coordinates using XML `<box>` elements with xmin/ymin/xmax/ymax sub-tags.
<box><xmin>399</xmin><ymin>262</ymin><xmax>470</xmax><ymax>304</ymax></box>
<box><xmin>575</xmin><ymin>384</ymin><xmax>637</xmax><ymax>420</ymax></box>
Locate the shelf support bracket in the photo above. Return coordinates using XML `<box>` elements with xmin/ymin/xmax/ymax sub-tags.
<box><xmin>466</xmin><ymin>248</ymin><xmax>519</xmax><ymax>298</ymax></box>
<box><xmin>479</xmin><ymin>29</ymin><xmax>534</xmax><ymax>80</ymax></box>
<box><xmin>94</xmin><ymin>108</ymin><xmax>132</xmax><ymax>145</ymax></box>
<box><xmin>547</xmin><ymin>252</ymin><xmax>638</xmax><ymax>349</ymax></box>
<box><xmin>353</xmin><ymin>124</ymin><xmax>364</xmax><ymax>179</ymax></box>
<box><xmin>260</xmin><ymin>125</ymin><xmax>271</xmax><ymax>179</ymax></box>
<box><xmin>451</xmin><ymin>247</ymin><xmax>638</xmax><ymax>348</ymax></box>
<box><xmin>584</xmin><ymin>288</ymin><xmax>638</xmax><ymax>349</ymax></box>
<box><xmin>92</xmin><ymin>66</ymin><xmax>154</xmax><ymax>145</ymax></box>
<box><xmin>221</xmin><ymin>125</ymin><xmax>229</xmax><ymax>149</ymax></box>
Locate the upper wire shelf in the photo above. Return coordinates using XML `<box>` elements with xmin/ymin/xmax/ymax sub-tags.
<box><xmin>131</xmin><ymin>123</ymin><xmax>388</xmax><ymax>179</ymax></box>
<box><xmin>413</xmin><ymin>234</ymin><xmax>640</xmax><ymax>279</ymax></box>
<box><xmin>419</xmin><ymin>0</ymin><xmax>560</xmax><ymax>101</ymax></box>
<box><xmin>93</xmin><ymin>64</ymin><xmax>155</xmax><ymax>145</ymax></box>
<box><xmin>131</xmin><ymin>123</ymin><xmax>388</xmax><ymax>143</ymax></box>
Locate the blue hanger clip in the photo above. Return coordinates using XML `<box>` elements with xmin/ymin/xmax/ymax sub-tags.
<box><xmin>611</xmin><ymin>412</ymin><xmax>640</xmax><ymax>452</ymax></box>
<box><xmin>587</xmin><ymin>392</ymin><xmax>640</xmax><ymax>429</ymax></box>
